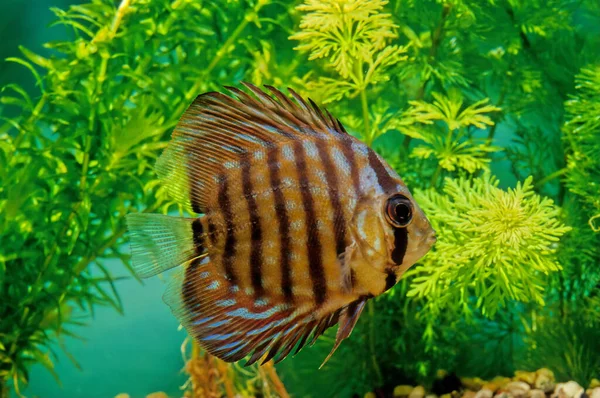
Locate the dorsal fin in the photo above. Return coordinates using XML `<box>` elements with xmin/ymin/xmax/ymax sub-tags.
<box><xmin>156</xmin><ymin>83</ymin><xmax>348</xmax><ymax>214</ymax></box>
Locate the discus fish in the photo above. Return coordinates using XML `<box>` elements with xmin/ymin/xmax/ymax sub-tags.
<box><xmin>126</xmin><ymin>83</ymin><xmax>436</xmax><ymax>366</ymax></box>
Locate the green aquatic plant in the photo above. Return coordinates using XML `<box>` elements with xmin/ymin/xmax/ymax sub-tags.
<box><xmin>287</xmin><ymin>0</ymin><xmax>598</xmax><ymax>394</ymax></box>
<box><xmin>399</xmin><ymin>90</ymin><xmax>501</xmax><ymax>179</ymax></box>
<box><xmin>522</xmin><ymin>314</ymin><xmax>600</xmax><ymax>386</ymax></box>
<box><xmin>562</xmin><ymin>65</ymin><xmax>600</xmax><ymax>232</ymax></box>
<box><xmin>409</xmin><ymin>174</ymin><xmax>570</xmax><ymax>318</ymax></box>
<box><xmin>290</xmin><ymin>0</ymin><xmax>398</xmax><ymax>79</ymax></box>
<box><xmin>0</xmin><ymin>0</ymin><xmax>286</xmax><ymax>395</ymax></box>
<box><xmin>1</xmin><ymin>0</ymin><xmax>599</xmax><ymax>396</ymax></box>
<box><xmin>290</xmin><ymin>0</ymin><xmax>408</xmax><ymax>144</ymax></box>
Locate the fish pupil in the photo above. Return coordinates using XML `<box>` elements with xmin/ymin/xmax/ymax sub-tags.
<box><xmin>386</xmin><ymin>194</ymin><xmax>413</xmax><ymax>227</ymax></box>
<box><xmin>395</xmin><ymin>203</ymin><xmax>411</xmax><ymax>223</ymax></box>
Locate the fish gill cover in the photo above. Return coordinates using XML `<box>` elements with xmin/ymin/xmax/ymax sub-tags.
<box><xmin>0</xmin><ymin>0</ymin><xmax>599</xmax><ymax>397</ymax></box>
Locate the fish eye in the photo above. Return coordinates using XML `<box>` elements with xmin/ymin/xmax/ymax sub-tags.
<box><xmin>385</xmin><ymin>194</ymin><xmax>413</xmax><ymax>228</ymax></box>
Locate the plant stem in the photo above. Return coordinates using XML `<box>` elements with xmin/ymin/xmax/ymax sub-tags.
<box><xmin>10</xmin><ymin>94</ymin><xmax>47</xmax><ymax>153</ymax></box>
<box><xmin>264</xmin><ymin>361</ymin><xmax>290</xmax><ymax>398</ymax></box>
<box><xmin>558</xmin><ymin>272</ymin><xmax>566</xmax><ymax>321</ymax></box>
<box><xmin>74</xmin><ymin>226</ymin><xmax>125</xmax><ymax>274</ymax></box>
<box><xmin>403</xmin><ymin>4</ymin><xmax>451</xmax><ymax>150</ymax></box>
<box><xmin>176</xmin><ymin>0</ymin><xmax>267</xmax><ymax>119</ymax></box>
<box><xmin>361</xmin><ymin>88</ymin><xmax>371</xmax><ymax>145</ymax></box>
<box><xmin>222</xmin><ymin>366</ymin><xmax>235</xmax><ymax>398</ymax></box>
<box><xmin>417</xmin><ymin>4</ymin><xmax>451</xmax><ymax>99</ymax></box>
<box><xmin>191</xmin><ymin>339</ymin><xmax>200</xmax><ymax>359</ymax></box>
<box><xmin>367</xmin><ymin>300</ymin><xmax>384</xmax><ymax>386</ymax></box>
<box><xmin>38</xmin><ymin>0</ymin><xmax>131</xmax><ymax>280</ymax></box>
<box><xmin>534</xmin><ymin>167</ymin><xmax>567</xmax><ymax>188</ymax></box>
<box><xmin>504</xmin><ymin>5</ymin><xmax>565</xmax><ymax>97</ymax></box>
<box><xmin>430</xmin><ymin>164</ymin><xmax>442</xmax><ymax>186</ymax></box>
<box><xmin>79</xmin><ymin>0</ymin><xmax>129</xmax><ymax>196</ymax></box>
<box><xmin>486</xmin><ymin>82</ymin><xmax>507</xmax><ymax>144</ymax></box>
<box><xmin>0</xmin><ymin>379</ymin><xmax>8</xmax><ymax>398</ymax></box>
<box><xmin>589</xmin><ymin>214</ymin><xmax>600</xmax><ymax>232</ymax></box>
<box><xmin>109</xmin><ymin>0</ymin><xmax>131</xmax><ymax>36</ymax></box>
<box><xmin>508</xmin><ymin>308</ymin><xmax>514</xmax><ymax>367</ymax></box>
<box><xmin>73</xmin><ymin>201</ymin><xmax>160</xmax><ymax>275</ymax></box>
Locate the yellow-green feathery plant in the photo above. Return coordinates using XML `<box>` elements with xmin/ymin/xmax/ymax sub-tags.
<box><xmin>408</xmin><ymin>175</ymin><xmax>570</xmax><ymax>320</ymax></box>
<box><xmin>290</xmin><ymin>0</ymin><xmax>407</xmax><ymax>145</ymax></box>
<box><xmin>398</xmin><ymin>89</ymin><xmax>501</xmax><ymax>182</ymax></box>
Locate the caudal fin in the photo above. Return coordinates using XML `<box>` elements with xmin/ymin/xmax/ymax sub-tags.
<box><xmin>126</xmin><ymin>213</ymin><xmax>206</xmax><ymax>279</ymax></box>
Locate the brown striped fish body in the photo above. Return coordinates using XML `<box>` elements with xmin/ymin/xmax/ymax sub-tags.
<box><xmin>126</xmin><ymin>83</ymin><xmax>436</xmax><ymax>367</ymax></box>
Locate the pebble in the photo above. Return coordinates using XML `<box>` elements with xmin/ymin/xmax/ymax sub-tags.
<box><xmin>494</xmin><ymin>377</ymin><xmax>513</xmax><ymax>387</ymax></box>
<box><xmin>589</xmin><ymin>387</ymin><xmax>600</xmax><ymax>398</ymax></box>
<box><xmin>483</xmin><ymin>384</ymin><xmax>501</xmax><ymax>393</ymax></box>
<box><xmin>463</xmin><ymin>378</ymin><xmax>486</xmax><ymax>391</ymax></box>
<box><xmin>535</xmin><ymin>369</ymin><xmax>556</xmax><ymax>393</ymax></box>
<box><xmin>552</xmin><ymin>382</ymin><xmax>584</xmax><ymax>398</ymax></box>
<box><xmin>462</xmin><ymin>390</ymin><xmax>477</xmax><ymax>398</ymax></box>
<box><xmin>395</xmin><ymin>386</ymin><xmax>415</xmax><ymax>398</ymax></box>
<box><xmin>475</xmin><ymin>389</ymin><xmax>494</xmax><ymax>398</ymax></box>
<box><xmin>145</xmin><ymin>393</ymin><xmax>169</xmax><ymax>398</ymax></box>
<box><xmin>383</xmin><ymin>370</ymin><xmax>596</xmax><ymax>398</ymax></box>
<box><xmin>505</xmin><ymin>381</ymin><xmax>531</xmax><ymax>398</ymax></box>
<box><xmin>410</xmin><ymin>386</ymin><xmax>426</xmax><ymax>398</ymax></box>
<box><xmin>528</xmin><ymin>389</ymin><xmax>546</xmax><ymax>398</ymax></box>
<box><xmin>515</xmin><ymin>371</ymin><xmax>538</xmax><ymax>386</ymax></box>
<box><xmin>484</xmin><ymin>378</ymin><xmax>512</xmax><ymax>393</ymax></box>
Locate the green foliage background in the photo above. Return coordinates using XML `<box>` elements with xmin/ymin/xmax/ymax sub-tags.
<box><xmin>0</xmin><ymin>0</ymin><xmax>599</xmax><ymax>397</ymax></box>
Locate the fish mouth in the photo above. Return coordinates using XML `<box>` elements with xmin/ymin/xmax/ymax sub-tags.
<box><xmin>425</xmin><ymin>229</ymin><xmax>437</xmax><ymax>246</ymax></box>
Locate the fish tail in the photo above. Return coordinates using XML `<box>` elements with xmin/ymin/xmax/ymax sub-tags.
<box><xmin>126</xmin><ymin>213</ymin><xmax>206</xmax><ymax>279</ymax></box>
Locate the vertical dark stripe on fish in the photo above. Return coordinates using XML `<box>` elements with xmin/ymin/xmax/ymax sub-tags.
<box><xmin>315</xmin><ymin>139</ymin><xmax>347</xmax><ymax>256</ymax></box>
<box><xmin>391</xmin><ymin>227</ymin><xmax>408</xmax><ymax>265</ymax></box>
<box><xmin>182</xmin><ymin>256</ymin><xmax>203</xmax><ymax>317</ymax></box>
<box><xmin>241</xmin><ymin>158</ymin><xmax>264</xmax><ymax>297</ymax></box>
<box><xmin>218</xmin><ymin>175</ymin><xmax>237</xmax><ymax>284</ymax></box>
<box><xmin>293</xmin><ymin>141</ymin><xmax>327</xmax><ymax>306</ymax></box>
<box><xmin>267</xmin><ymin>148</ymin><xmax>293</xmax><ymax>303</ymax></box>
<box><xmin>191</xmin><ymin>218</ymin><xmax>204</xmax><ymax>256</ymax></box>
<box><xmin>207</xmin><ymin>218</ymin><xmax>217</xmax><ymax>247</ymax></box>
<box><xmin>367</xmin><ymin>148</ymin><xmax>398</xmax><ymax>193</ymax></box>
<box><xmin>383</xmin><ymin>270</ymin><xmax>397</xmax><ymax>292</ymax></box>
<box><xmin>339</xmin><ymin>138</ymin><xmax>362</xmax><ymax>196</ymax></box>
<box><xmin>339</xmin><ymin>138</ymin><xmax>361</xmax><ymax>289</ymax></box>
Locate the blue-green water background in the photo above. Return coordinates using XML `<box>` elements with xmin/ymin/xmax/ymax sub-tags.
<box><xmin>0</xmin><ymin>2</ymin><xmax>527</xmax><ymax>397</ymax></box>
<box><xmin>2</xmin><ymin>5</ymin><xmax>186</xmax><ymax>397</ymax></box>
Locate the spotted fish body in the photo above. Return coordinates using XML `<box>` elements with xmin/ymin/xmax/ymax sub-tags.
<box><xmin>127</xmin><ymin>83</ymin><xmax>436</xmax><ymax>366</ymax></box>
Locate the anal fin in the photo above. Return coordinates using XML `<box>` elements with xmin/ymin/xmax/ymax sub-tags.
<box><xmin>319</xmin><ymin>298</ymin><xmax>367</xmax><ymax>368</ymax></box>
<box><xmin>165</xmin><ymin>257</ymin><xmax>357</xmax><ymax>366</ymax></box>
